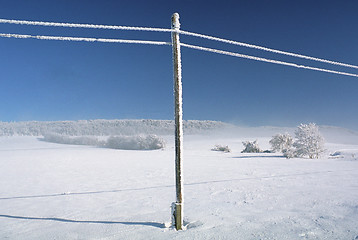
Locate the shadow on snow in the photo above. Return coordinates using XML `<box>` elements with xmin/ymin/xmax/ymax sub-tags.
<box><xmin>0</xmin><ymin>170</ymin><xmax>346</xmax><ymax>201</ymax></box>
<box><xmin>0</xmin><ymin>214</ymin><xmax>166</xmax><ymax>228</ymax></box>
<box><xmin>233</xmin><ymin>155</ymin><xmax>285</xmax><ymax>159</ymax></box>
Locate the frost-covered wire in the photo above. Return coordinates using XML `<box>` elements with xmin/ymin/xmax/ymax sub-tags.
<box><xmin>2</xmin><ymin>18</ymin><xmax>357</xmax><ymax>70</ymax></box>
<box><xmin>0</xmin><ymin>18</ymin><xmax>172</xmax><ymax>32</ymax></box>
<box><xmin>1</xmin><ymin>32</ymin><xmax>356</xmax><ymax>78</ymax></box>
<box><xmin>0</xmin><ymin>33</ymin><xmax>172</xmax><ymax>46</ymax></box>
<box><xmin>177</xmin><ymin>30</ymin><xmax>358</xmax><ymax>70</ymax></box>
<box><xmin>180</xmin><ymin>43</ymin><xmax>358</xmax><ymax>78</ymax></box>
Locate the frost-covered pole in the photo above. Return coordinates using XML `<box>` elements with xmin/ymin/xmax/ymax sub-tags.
<box><xmin>171</xmin><ymin>12</ymin><xmax>184</xmax><ymax>231</ymax></box>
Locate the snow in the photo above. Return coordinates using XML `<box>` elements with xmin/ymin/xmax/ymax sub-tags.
<box><xmin>0</xmin><ymin>121</ymin><xmax>357</xmax><ymax>239</ymax></box>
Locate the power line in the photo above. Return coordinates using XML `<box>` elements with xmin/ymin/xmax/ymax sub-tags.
<box><xmin>1</xmin><ymin>32</ymin><xmax>357</xmax><ymax>78</ymax></box>
<box><xmin>180</xmin><ymin>43</ymin><xmax>358</xmax><ymax>78</ymax></box>
<box><xmin>1</xmin><ymin>18</ymin><xmax>357</xmax><ymax>78</ymax></box>
<box><xmin>0</xmin><ymin>18</ymin><xmax>172</xmax><ymax>33</ymax></box>
<box><xmin>0</xmin><ymin>33</ymin><xmax>172</xmax><ymax>46</ymax></box>
<box><xmin>1</xmin><ymin>18</ymin><xmax>357</xmax><ymax>70</ymax></box>
<box><xmin>177</xmin><ymin>30</ymin><xmax>358</xmax><ymax>70</ymax></box>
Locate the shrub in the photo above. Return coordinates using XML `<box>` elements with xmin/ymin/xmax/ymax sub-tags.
<box><xmin>241</xmin><ymin>140</ymin><xmax>262</xmax><ymax>153</ymax></box>
<box><xmin>106</xmin><ymin>135</ymin><xmax>165</xmax><ymax>150</ymax></box>
<box><xmin>282</xmin><ymin>147</ymin><xmax>297</xmax><ymax>158</ymax></box>
<box><xmin>211</xmin><ymin>145</ymin><xmax>231</xmax><ymax>153</ymax></box>
<box><xmin>42</xmin><ymin>133</ymin><xmax>165</xmax><ymax>150</ymax></box>
<box><xmin>43</xmin><ymin>133</ymin><xmax>102</xmax><ymax>146</ymax></box>
<box><xmin>269</xmin><ymin>133</ymin><xmax>293</xmax><ymax>153</ymax></box>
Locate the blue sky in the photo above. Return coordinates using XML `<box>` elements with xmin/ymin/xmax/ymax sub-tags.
<box><xmin>0</xmin><ymin>0</ymin><xmax>357</xmax><ymax>130</ymax></box>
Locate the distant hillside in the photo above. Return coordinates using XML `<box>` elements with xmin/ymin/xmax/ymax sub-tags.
<box><xmin>0</xmin><ymin>119</ymin><xmax>231</xmax><ymax>136</ymax></box>
<box><xmin>319</xmin><ymin>125</ymin><xmax>358</xmax><ymax>145</ymax></box>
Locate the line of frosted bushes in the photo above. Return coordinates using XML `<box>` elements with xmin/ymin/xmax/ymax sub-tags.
<box><xmin>0</xmin><ymin>119</ymin><xmax>229</xmax><ymax>136</ymax></box>
<box><xmin>42</xmin><ymin>133</ymin><xmax>166</xmax><ymax>150</ymax></box>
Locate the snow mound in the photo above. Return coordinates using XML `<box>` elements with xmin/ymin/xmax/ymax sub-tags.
<box><xmin>330</xmin><ymin>149</ymin><xmax>358</xmax><ymax>161</ymax></box>
<box><xmin>211</xmin><ymin>145</ymin><xmax>231</xmax><ymax>153</ymax></box>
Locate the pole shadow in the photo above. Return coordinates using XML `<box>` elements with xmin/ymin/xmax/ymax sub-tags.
<box><xmin>233</xmin><ymin>155</ymin><xmax>285</xmax><ymax>159</ymax></box>
<box><xmin>0</xmin><ymin>184</ymin><xmax>175</xmax><ymax>200</ymax></box>
<box><xmin>0</xmin><ymin>214</ymin><xmax>166</xmax><ymax>228</ymax></box>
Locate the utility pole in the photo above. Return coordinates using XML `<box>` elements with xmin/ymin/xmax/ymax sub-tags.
<box><xmin>171</xmin><ymin>12</ymin><xmax>184</xmax><ymax>231</ymax></box>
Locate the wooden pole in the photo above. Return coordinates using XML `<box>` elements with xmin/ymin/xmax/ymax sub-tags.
<box><xmin>171</xmin><ymin>12</ymin><xmax>184</xmax><ymax>231</ymax></box>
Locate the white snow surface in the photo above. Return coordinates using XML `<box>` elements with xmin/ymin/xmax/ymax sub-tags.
<box><xmin>0</xmin><ymin>121</ymin><xmax>358</xmax><ymax>239</ymax></box>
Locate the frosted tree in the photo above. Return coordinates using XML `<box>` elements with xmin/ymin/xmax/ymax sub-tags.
<box><xmin>293</xmin><ymin>123</ymin><xmax>325</xmax><ymax>159</ymax></box>
<box><xmin>282</xmin><ymin>147</ymin><xmax>297</xmax><ymax>159</ymax></box>
<box><xmin>269</xmin><ymin>133</ymin><xmax>293</xmax><ymax>153</ymax></box>
<box><xmin>241</xmin><ymin>140</ymin><xmax>262</xmax><ymax>153</ymax></box>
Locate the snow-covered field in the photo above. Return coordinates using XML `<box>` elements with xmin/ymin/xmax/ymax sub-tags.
<box><xmin>0</xmin><ymin>121</ymin><xmax>357</xmax><ymax>239</ymax></box>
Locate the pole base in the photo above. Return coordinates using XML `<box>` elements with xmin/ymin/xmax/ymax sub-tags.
<box><xmin>171</xmin><ymin>202</ymin><xmax>183</xmax><ymax>230</ymax></box>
